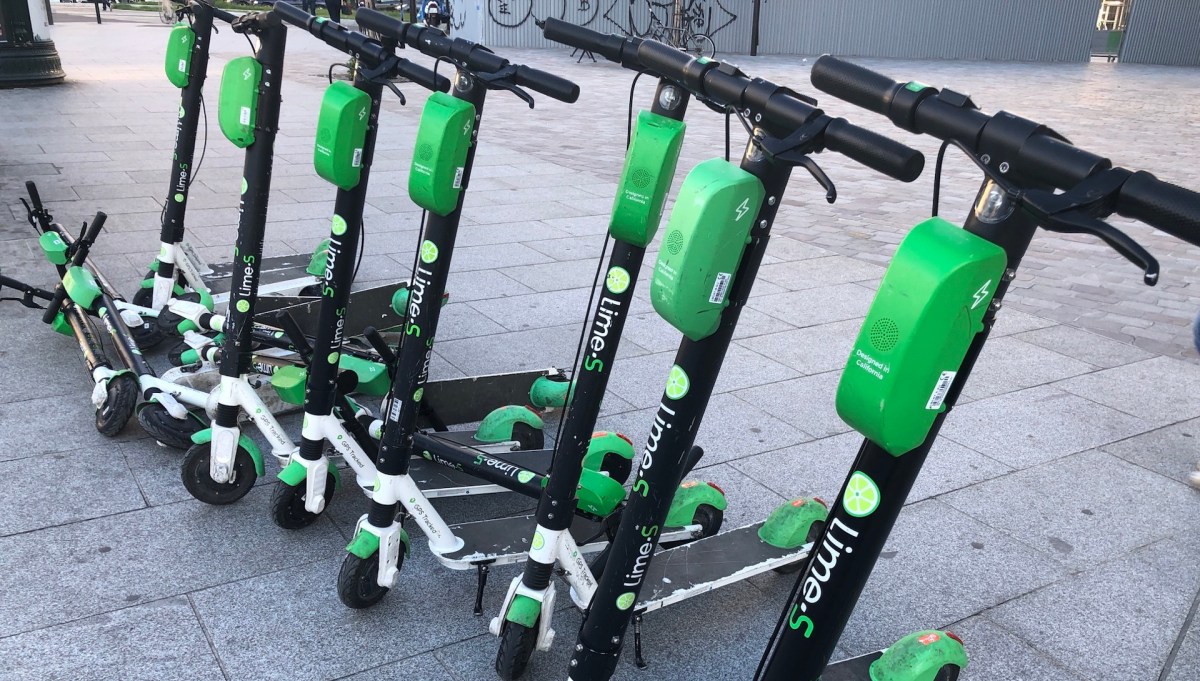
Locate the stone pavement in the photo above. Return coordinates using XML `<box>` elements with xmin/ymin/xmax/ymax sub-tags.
<box><xmin>0</xmin><ymin>5</ymin><xmax>1198</xmax><ymax>681</ymax></box>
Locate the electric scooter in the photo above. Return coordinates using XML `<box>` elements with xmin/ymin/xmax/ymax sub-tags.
<box><xmin>538</xmin><ymin>30</ymin><xmax>924</xmax><ymax>681</ymax></box>
<box><xmin>743</xmin><ymin>57</ymin><xmax>1200</xmax><ymax>681</ymax></box>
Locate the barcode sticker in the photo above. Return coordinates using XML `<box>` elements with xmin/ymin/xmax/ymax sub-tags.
<box><xmin>352</xmin><ymin>148</ymin><xmax>363</xmax><ymax>168</ymax></box>
<box><xmin>178</xmin><ymin>59</ymin><xmax>188</xmax><ymax>73</ymax></box>
<box><xmin>453</xmin><ymin>167</ymin><xmax>465</xmax><ymax>189</ymax></box>
<box><xmin>388</xmin><ymin>396</ymin><xmax>402</xmax><ymax>421</ymax></box>
<box><xmin>709</xmin><ymin>272</ymin><xmax>731</xmax><ymax>304</ymax></box>
<box><xmin>239</xmin><ymin>106</ymin><xmax>251</xmax><ymax>126</ymax></box>
<box><xmin>926</xmin><ymin>371</ymin><xmax>956</xmax><ymax>410</ymax></box>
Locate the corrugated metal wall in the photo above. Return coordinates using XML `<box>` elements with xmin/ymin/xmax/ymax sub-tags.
<box><xmin>461</xmin><ymin>0</ymin><xmax>1101</xmax><ymax>63</ymax></box>
<box><xmin>1120</xmin><ymin>0</ymin><xmax>1200</xmax><ymax>66</ymax></box>
<box><xmin>757</xmin><ymin>0</ymin><xmax>1096</xmax><ymax>61</ymax></box>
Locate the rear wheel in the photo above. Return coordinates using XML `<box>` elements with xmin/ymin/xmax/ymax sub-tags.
<box><xmin>95</xmin><ymin>373</ymin><xmax>138</xmax><ymax>436</ymax></box>
<box><xmin>337</xmin><ymin>551</ymin><xmax>394</xmax><ymax>609</ymax></box>
<box><xmin>495</xmin><ymin>619</ymin><xmax>540</xmax><ymax>680</ymax></box>
<box><xmin>137</xmin><ymin>402</ymin><xmax>206</xmax><ymax>449</ymax></box>
<box><xmin>298</xmin><ymin>283</ymin><xmax>324</xmax><ymax>297</ymax></box>
<box><xmin>511</xmin><ymin>421</ymin><xmax>544</xmax><ymax>451</ymax></box>
<box><xmin>660</xmin><ymin>503</ymin><xmax>723</xmax><ymax>550</ymax></box>
<box><xmin>599</xmin><ymin>453</ymin><xmax>632</xmax><ymax>485</ymax></box>
<box><xmin>270</xmin><ymin>474</ymin><xmax>336</xmax><ymax>529</ymax></box>
<box><xmin>180</xmin><ymin>441</ymin><xmax>257</xmax><ymax>505</ymax></box>
<box><xmin>774</xmin><ymin>519</ymin><xmax>826</xmax><ymax>574</ymax></box>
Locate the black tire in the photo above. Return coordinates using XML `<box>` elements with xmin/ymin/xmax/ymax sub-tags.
<box><xmin>95</xmin><ymin>373</ymin><xmax>139</xmax><ymax>436</ymax></box>
<box><xmin>298</xmin><ymin>283</ymin><xmax>324</xmax><ymax>297</ymax></box>
<box><xmin>129</xmin><ymin>320</ymin><xmax>165</xmax><ymax>351</ymax></box>
<box><xmin>688</xmin><ymin>33</ymin><xmax>716</xmax><ymax>59</ymax></box>
<box><xmin>167</xmin><ymin>340</ymin><xmax>193</xmax><ymax>367</ymax></box>
<box><xmin>270</xmin><ymin>473</ymin><xmax>336</xmax><ymax>530</ymax></box>
<box><xmin>694</xmin><ymin>504</ymin><xmax>723</xmax><ymax>537</ymax></box>
<box><xmin>774</xmin><ymin>519</ymin><xmax>826</xmax><ymax>575</ymax></box>
<box><xmin>130</xmin><ymin>284</ymin><xmax>154</xmax><ymax>309</ymax></box>
<box><xmin>600</xmin><ymin>453</ymin><xmax>632</xmax><ymax>485</ymax></box>
<box><xmin>180</xmin><ymin>441</ymin><xmax>257</xmax><ymax>505</ymax></box>
<box><xmin>337</xmin><ymin>551</ymin><xmax>394</xmax><ymax>609</ymax></box>
<box><xmin>511</xmin><ymin>421</ymin><xmax>545</xmax><ymax>451</ymax></box>
<box><xmin>495</xmin><ymin>619</ymin><xmax>539</xmax><ymax>680</ymax></box>
<box><xmin>935</xmin><ymin>665</ymin><xmax>960</xmax><ymax>681</ymax></box>
<box><xmin>136</xmin><ymin>402</ymin><xmax>206</xmax><ymax>449</ymax></box>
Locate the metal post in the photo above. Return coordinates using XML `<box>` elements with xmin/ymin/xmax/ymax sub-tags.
<box><xmin>750</xmin><ymin>0</ymin><xmax>761</xmax><ymax>56</ymax></box>
<box><xmin>94</xmin><ymin>0</ymin><xmax>101</xmax><ymax>24</ymax></box>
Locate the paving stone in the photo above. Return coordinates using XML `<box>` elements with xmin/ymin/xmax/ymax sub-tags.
<box><xmin>435</xmin><ymin>324</ymin><xmax>647</xmax><ymax>377</ymax></box>
<box><xmin>443</xmin><ymin>268</ymin><xmax>535</xmax><ymax>303</ymax></box>
<box><xmin>737</xmin><ymin>319</ymin><xmax>861</xmax><ymax>377</ymax></box>
<box><xmin>1100</xmin><ymin>418</ymin><xmax>1200</xmax><ymax>486</ymax></box>
<box><xmin>986</xmin><ymin>535</ymin><xmax>1200</xmax><ymax>681</ymax></box>
<box><xmin>747</xmin><ymin>282</ymin><xmax>875</xmax><ymax>329</ymax></box>
<box><xmin>940</xmin><ymin>385</ymin><xmax>1151</xmax><ymax>469</ymax></box>
<box><xmin>469</xmin><ymin>287</ymin><xmax>597</xmax><ymax>332</ymax></box>
<box><xmin>447</xmin><ymin>242</ymin><xmax>555</xmax><ymax>272</ymax></box>
<box><xmin>0</xmin><ymin>596</ymin><xmax>224</xmax><ymax>681</ymax></box>
<box><xmin>1055</xmin><ymin>356</ymin><xmax>1200</xmax><ymax>426</ymax></box>
<box><xmin>1164</xmin><ymin>612</ymin><xmax>1200</xmax><ymax>681</ymax></box>
<box><xmin>756</xmin><ymin>255</ymin><xmax>887</xmax><ymax>292</ymax></box>
<box><xmin>0</xmin><ymin>448</ymin><xmax>145</xmax><ymax>537</ymax></box>
<box><xmin>835</xmin><ymin>500</ymin><xmax>1069</xmax><ymax>656</ymax></box>
<box><xmin>962</xmin><ymin>337</ymin><xmax>1096</xmax><ymax>400</ymax></box>
<box><xmin>945</xmin><ymin>616</ymin><xmax>1084</xmax><ymax>681</ymax></box>
<box><xmin>1014</xmin><ymin>324</ymin><xmax>1156</xmax><ymax>370</ymax></box>
<box><xmin>943</xmin><ymin>449</ymin><xmax>1199</xmax><ymax>569</ymax></box>
<box><xmin>0</xmin><ymin>485</ymin><xmax>345</xmax><ymax>638</ymax></box>
<box><xmin>498</xmin><ymin>257</ymin><xmax>604</xmax><ymax>293</ymax></box>
<box><xmin>733</xmin><ymin>370</ymin><xmax>850</xmax><ymax>439</ymax></box>
<box><xmin>336</xmin><ymin>652</ymin><xmax>458</xmax><ymax>681</ymax></box>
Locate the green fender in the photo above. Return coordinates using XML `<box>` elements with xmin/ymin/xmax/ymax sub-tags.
<box><xmin>189</xmin><ymin>428</ymin><xmax>265</xmax><ymax>477</ymax></box>
<box><xmin>665</xmin><ymin>480</ymin><xmax>728</xmax><ymax>528</ymax></box>
<box><xmin>390</xmin><ymin>287</ymin><xmax>447</xmax><ymax>317</ymax></box>
<box><xmin>504</xmin><ymin>594</ymin><xmax>542</xmax><ymax>628</ymax></box>
<box><xmin>306</xmin><ymin>239</ymin><xmax>331</xmax><ymax>277</ymax></box>
<box><xmin>529</xmin><ymin>375</ymin><xmax>574</xmax><ymax>409</ymax></box>
<box><xmin>63</xmin><ymin>266</ymin><xmax>102</xmax><ymax>311</ymax></box>
<box><xmin>758</xmin><ymin>497</ymin><xmax>830</xmax><ymax>550</ymax></box>
<box><xmin>270</xmin><ymin>365</ymin><xmax>307</xmax><ymax>406</ymax></box>
<box><xmin>337</xmin><ymin>354</ymin><xmax>389</xmax><ymax>397</ymax></box>
<box><xmin>347</xmin><ymin>525</ymin><xmax>409</xmax><ymax>559</ymax></box>
<box><xmin>870</xmin><ymin>630</ymin><xmax>968</xmax><ymax>681</ymax></box>
<box><xmin>576</xmin><ymin>469</ymin><xmax>627</xmax><ymax>516</ymax></box>
<box><xmin>277</xmin><ymin>456</ymin><xmax>341</xmax><ymax>490</ymax></box>
<box><xmin>581</xmin><ymin>431</ymin><xmax>634</xmax><ymax>473</ymax></box>
<box><xmin>39</xmin><ymin>232</ymin><xmax>68</xmax><ymax>265</ymax></box>
<box><xmin>474</xmin><ymin>405</ymin><xmax>543</xmax><ymax>444</ymax></box>
<box><xmin>51</xmin><ymin>311</ymin><xmax>73</xmax><ymax>336</ymax></box>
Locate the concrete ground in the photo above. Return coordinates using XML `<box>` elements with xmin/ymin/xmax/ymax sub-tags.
<box><xmin>1</xmin><ymin>5</ymin><xmax>1198</xmax><ymax>680</ymax></box>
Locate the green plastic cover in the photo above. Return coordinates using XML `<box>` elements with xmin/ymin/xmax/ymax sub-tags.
<box><xmin>165</xmin><ymin>23</ymin><xmax>196</xmax><ymax>89</ymax></box>
<box><xmin>836</xmin><ymin>217</ymin><xmax>1007</xmax><ymax>456</ymax></box>
<box><xmin>314</xmin><ymin>81</ymin><xmax>371</xmax><ymax>190</ymax></box>
<box><xmin>218</xmin><ymin>56</ymin><xmax>262</xmax><ymax>148</ymax></box>
<box><xmin>63</xmin><ymin>266</ymin><xmax>101</xmax><ymax>311</ymax></box>
<box><xmin>39</xmin><ymin>232</ymin><xmax>68</xmax><ymax>265</ymax></box>
<box><xmin>650</xmin><ymin>158</ymin><xmax>764</xmax><ymax>341</ymax></box>
<box><xmin>409</xmin><ymin>91</ymin><xmax>475</xmax><ymax>216</ymax></box>
<box><xmin>609</xmin><ymin>111</ymin><xmax>686</xmax><ymax>247</ymax></box>
<box><xmin>270</xmin><ymin>365</ymin><xmax>308</xmax><ymax>406</ymax></box>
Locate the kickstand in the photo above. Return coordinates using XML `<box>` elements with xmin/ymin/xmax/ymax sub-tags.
<box><xmin>473</xmin><ymin>563</ymin><xmax>490</xmax><ymax>616</ymax></box>
<box><xmin>633</xmin><ymin>614</ymin><xmax>647</xmax><ymax>668</ymax></box>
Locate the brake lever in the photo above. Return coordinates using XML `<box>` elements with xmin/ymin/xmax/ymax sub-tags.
<box><xmin>476</xmin><ymin>66</ymin><xmax>535</xmax><ymax>108</ymax></box>
<box><xmin>1038</xmin><ymin>209</ymin><xmax>1158</xmax><ymax>286</ymax></box>
<box><xmin>797</xmin><ymin>156</ymin><xmax>837</xmax><ymax>204</ymax></box>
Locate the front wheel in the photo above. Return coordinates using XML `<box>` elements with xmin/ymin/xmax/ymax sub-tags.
<box><xmin>96</xmin><ymin>373</ymin><xmax>139</xmax><ymax>436</ymax></box>
<box><xmin>337</xmin><ymin>551</ymin><xmax>394</xmax><ymax>609</ymax></box>
<box><xmin>180</xmin><ymin>441</ymin><xmax>257</xmax><ymax>505</ymax></box>
<box><xmin>137</xmin><ymin>402</ymin><xmax>206</xmax><ymax>449</ymax></box>
<box><xmin>495</xmin><ymin>620</ymin><xmax>539</xmax><ymax>680</ymax></box>
<box><xmin>270</xmin><ymin>475</ymin><xmax>336</xmax><ymax>530</ymax></box>
<box><xmin>688</xmin><ymin>33</ymin><xmax>716</xmax><ymax>59</ymax></box>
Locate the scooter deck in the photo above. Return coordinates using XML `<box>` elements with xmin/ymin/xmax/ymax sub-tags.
<box><xmin>256</xmin><ymin>282</ymin><xmax>407</xmax><ymax>338</ymax></box>
<box><xmin>409</xmin><ymin>432</ymin><xmax>555</xmax><ymax>498</ymax></box>
<box><xmin>637</xmin><ymin>523</ymin><xmax>810</xmax><ymax>614</ymax></box>
<box><xmin>419</xmin><ymin>369</ymin><xmax>557</xmax><ymax>427</ymax></box>
<box><xmin>203</xmin><ymin>253</ymin><xmax>316</xmax><ymax>297</ymax></box>
<box><xmin>820</xmin><ymin>651</ymin><xmax>883</xmax><ymax>679</ymax></box>
<box><xmin>437</xmin><ymin>513</ymin><xmax>608</xmax><ymax>568</ymax></box>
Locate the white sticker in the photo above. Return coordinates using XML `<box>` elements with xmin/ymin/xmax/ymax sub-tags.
<box><xmin>926</xmin><ymin>371</ymin><xmax>956</xmax><ymax>410</ymax></box>
<box><xmin>453</xmin><ymin>167</ymin><xmax>464</xmax><ymax>189</ymax></box>
<box><xmin>239</xmin><ymin>106</ymin><xmax>251</xmax><ymax>126</ymax></box>
<box><xmin>352</xmin><ymin>148</ymin><xmax>363</xmax><ymax>168</ymax></box>
<box><xmin>388</xmin><ymin>396</ymin><xmax>402</xmax><ymax>421</ymax></box>
<box><xmin>708</xmin><ymin>272</ymin><xmax>731</xmax><ymax>304</ymax></box>
<box><xmin>178</xmin><ymin>59</ymin><xmax>188</xmax><ymax>73</ymax></box>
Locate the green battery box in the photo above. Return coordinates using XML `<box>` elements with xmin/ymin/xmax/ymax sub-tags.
<box><xmin>650</xmin><ymin>158</ymin><xmax>764</xmax><ymax>341</ymax></box>
<box><xmin>164</xmin><ymin>23</ymin><xmax>196</xmax><ymax>89</ymax></box>
<box><xmin>609</xmin><ymin>111</ymin><xmax>686</xmax><ymax>247</ymax></box>
<box><xmin>409</xmin><ymin>91</ymin><xmax>475</xmax><ymax>216</ymax></box>
<box><xmin>218</xmin><ymin>56</ymin><xmax>262</xmax><ymax>149</ymax></box>
<box><xmin>835</xmin><ymin>217</ymin><xmax>1007</xmax><ymax>455</ymax></box>
<box><xmin>314</xmin><ymin>81</ymin><xmax>371</xmax><ymax>190</ymax></box>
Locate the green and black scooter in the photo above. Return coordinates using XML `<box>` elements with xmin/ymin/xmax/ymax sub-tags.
<box><xmin>537</xmin><ymin>29</ymin><xmax>925</xmax><ymax>681</ymax></box>
<box><xmin>746</xmin><ymin>57</ymin><xmax>1200</xmax><ymax>681</ymax></box>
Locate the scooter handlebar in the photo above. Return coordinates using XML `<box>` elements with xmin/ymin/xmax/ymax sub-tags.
<box><xmin>824</xmin><ymin>118</ymin><xmax>924</xmax><ymax>183</ymax></box>
<box><xmin>809</xmin><ymin>55</ymin><xmax>898</xmax><ymax>119</ymax></box>
<box><xmin>1118</xmin><ymin>171</ymin><xmax>1200</xmax><ymax>247</ymax></box>
<box><xmin>41</xmin><ymin>212</ymin><xmax>107</xmax><ymax>324</ymax></box>
<box><xmin>540</xmin><ymin>18</ymin><xmax>641</xmax><ymax>69</ymax></box>
<box><xmin>514</xmin><ymin>64</ymin><xmax>580</xmax><ymax>103</ymax></box>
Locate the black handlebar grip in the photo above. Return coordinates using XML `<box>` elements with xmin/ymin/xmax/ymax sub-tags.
<box><xmin>824</xmin><ymin>118</ymin><xmax>924</xmax><ymax>183</ymax></box>
<box><xmin>1118</xmin><ymin>171</ymin><xmax>1200</xmax><ymax>247</ymax></box>
<box><xmin>810</xmin><ymin>55</ymin><xmax>901</xmax><ymax>117</ymax></box>
<box><xmin>354</xmin><ymin>7</ymin><xmax>406</xmax><ymax>42</ymax></box>
<box><xmin>24</xmin><ymin>181</ymin><xmax>43</xmax><ymax>211</ymax></box>
<box><xmin>636</xmin><ymin>40</ymin><xmax>694</xmax><ymax>86</ymax></box>
<box><xmin>271</xmin><ymin>0</ymin><xmax>311</xmax><ymax>29</ymax></box>
<box><xmin>514</xmin><ymin>65</ymin><xmax>580</xmax><ymax>103</ymax></box>
<box><xmin>208</xmin><ymin>4</ymin><xmax>238</xmax><ymax>24</ymax></box>
<box><xmin>394</xmin><ymin>58</ymin><xmax>452</xmax><ymax>93</ymax></box>
<box><xmin>541</xmin><ymin>18</ymin><xmax>626</xmax><ymax>64</ymax></box>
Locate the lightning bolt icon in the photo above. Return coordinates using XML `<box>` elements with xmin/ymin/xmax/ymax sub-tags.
<box><xmin>735</xmin><ymin>198</ymin><xmax>750</xmax><ymax>221</ymax></box>
<box><xmin>971</xmin><ymin>280</ymin><xmax>992</xmax><ymax>309</ymax></box>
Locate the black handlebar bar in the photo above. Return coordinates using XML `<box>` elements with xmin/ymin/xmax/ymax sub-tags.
<box><xmin>540</xmin><ymin>17</ymin><xmax>642</xmax><ymax>70</ymax></box>
<box><xmin>190</xmin><ymin>0</ymin><xmax>238</xmax><ymax>24</ymax></box>
<box><xmin>811</xmin><ymin>55</ymin><xmax>1200</xmax><ymax>244</ymax></box>
<box><xmin>355</xmin><ymin>8</ymin><xmax>579</xmax><ymax>103</ymax></box>
<box><xmin>41</xmin><ymin>212</ymin><xmax>107</xmax><ymax>324</ymax></box>
<box><xmin>271</xmin><ymin>2</ymin><xmax>450</xmax><ymax>93</ymax></box>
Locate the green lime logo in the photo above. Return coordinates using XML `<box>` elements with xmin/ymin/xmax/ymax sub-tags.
<box><xmin>235</xmin><ymin>300</ymin><xmax>250</xmax><ymax>313</ymax></box>
<box><xmin>531</xmin><ymin>531</ymin><xmax>544</xmax><ymax>551</ymax></box>
<box><xmin>412</xmin><ymin>388</ymin><xmax>424</xmax><ymax>402</ymax></box>
<box><xmin>843</xmin><ymin>471</ymin><xmax>880</xmax><ymax>517</ymax></box>
<box><xmin>665</xmin><ymin>365</ymin><xmax>690</xmax><ymax>400</ymax></box>
<box><xmin>517</xmin><ymin>470</ymin><xmax>535</xmax><ymax>484</ymax></box>
<box><xmin>616</xmin><ymin>592</ymin><xmax>636</xmax><ymax>611</ymax></box>
<box><xmin>420</xmin><ymin>240</ymin><xmax>439</xmax><ymax>264</ymax></box>
<box><xmin>605</xmin><ymin>266</ymin><xmax>631</xmax><ymax>295</ymax></box>
<box><xmin>327</xmin><ymin>351</ymin><xmax>339</xmax><ymax>364</ymax></box>
<box><xmin>174</xmin><ymin>193</ymin><xmax>184</xmax><ymax>203</ymax></box>
<box><xmin>240</xmin><ymin>177</ymin><xmax>248</xmax><ymax>195</ymax></box>
<box><xmin>331</xmin><ymin>214</ymin><xmax>347</xmax><ymax>236</ymax></box>
<box><xmin>178</xmin><ymin>106</ymin><xmax>186</xmax><ymax>119</ymax></box>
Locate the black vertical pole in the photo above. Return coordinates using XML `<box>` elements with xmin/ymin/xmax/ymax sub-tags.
<box><xmin>94</xmin><ymin>0</ymin><xmax>101</xmax><ymax>24</ymax></box>
<box><xmin>750</xmin><ymin>0</ymin><xmax>760</xmax><ymax>56</ymax></box>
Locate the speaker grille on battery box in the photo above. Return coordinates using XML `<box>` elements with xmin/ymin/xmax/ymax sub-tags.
<box><xmin>417</xmin><ymin>143</ymin><xmax>433</xmax><ymax>162</ymax></box>
<box><xmin>631</xmin><ymin>168</ymin><xmax>653</xmax><ymax>189</ymax></box>
<box><xmin>869</xmin><ymin>317</ymin><xmax>900</xmax><ymax>352</ymax></box>
<box><xmin>665</xmin><ymin>229</ymin><xmax>684</xmax><ymax>255</ymax></box>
